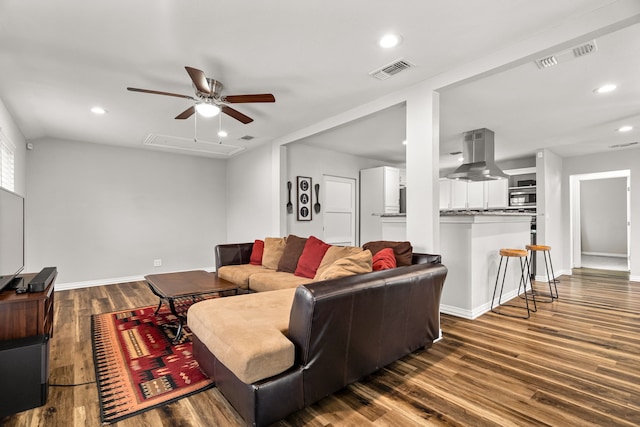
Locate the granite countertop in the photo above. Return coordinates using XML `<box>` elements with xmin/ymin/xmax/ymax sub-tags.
<box><xmin>380</xmin><ymin>213</ymin><xmax>406</xmax><ymax>217</ymax></box>
<box><xmin>440</xmin><ymin>210</ymin><xmax>535</xmax><ymax>216</ymax></box>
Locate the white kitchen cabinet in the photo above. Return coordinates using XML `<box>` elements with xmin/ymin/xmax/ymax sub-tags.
<box><xmin>399</xmin><ymin>168</ymin><xmax>407</xmax><ymax>187</ymax></box>
<box><xmin>439</xmin><ymin>178</ymin><xmax>508</xmax><ymax>210</ymax></box>
<box><xmin>360</xmin><ymin>166</ymin><xmax>401</xmax><ymax>243</ymax></box>
<box><xmin>439</xmin><ymin>179</ymin><xmax>452</xmax><ymax>209</ymax></box>
<box><xmin>466</xmin><ymin>181</ymin><xmax>485</xmax><ymax>209</ymax></box>
<box><xmin>381</xmin><ymin>216</ymin><xmax>406</xmax><ymax>241</ymax></box>
<box><xmin>451</xmin><ymin>180</ymin><xmax>484</xmax><ymax>209</ymax></box>
<box><xmin>383</xmin><ymin>167</ymin><xmax>400</xmax><ymax>212</ymax></box>
<box><xmin>486</xmin><ymin>179</ymin><xmax>509</xmax><ymax>208</ymax></box>
<box><xmin>450</xmin><ymin>179</ymin><xmax>468</xmax><ymax>209</ymax></box>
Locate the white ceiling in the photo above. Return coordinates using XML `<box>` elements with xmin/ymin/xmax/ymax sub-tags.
<box><xmin>0</xmin><ymin>1</ymin><xmax>638</xmax><ymax>168</ymax></box>
<box><xmin>438</xmin><ymin>21</ymin><xmax>640</xmax><ymax>170</ymax></box>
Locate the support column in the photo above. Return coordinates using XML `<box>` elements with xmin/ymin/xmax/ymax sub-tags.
<box><xmin>405</xmin><ymin>86</ymin><xmax>440</xmax><ymax>254</ymax></box>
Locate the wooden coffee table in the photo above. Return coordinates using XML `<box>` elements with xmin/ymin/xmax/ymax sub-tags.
<box><xmin>144</xmin><ymin>270</ymin><xmax>239</xmax><ymax>341</ymax></box>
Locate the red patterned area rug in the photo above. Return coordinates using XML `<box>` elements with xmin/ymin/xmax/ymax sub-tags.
<box><xmin>91</xmin><ymin>305</ymin><xmax>214</xmax><ymax>424</ymax></box>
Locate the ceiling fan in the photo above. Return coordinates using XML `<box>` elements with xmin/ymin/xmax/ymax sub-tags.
<box><xmin>127</xmin><ymin>66</ymin><xmax>275</xmax><ymax>124</ymax></box>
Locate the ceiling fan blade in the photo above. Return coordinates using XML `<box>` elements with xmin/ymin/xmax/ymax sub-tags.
<box><xmin>223</xmin><ymin>94</ymin><xmax>276</xmax><ymax>103</ymax></box>
<box><xmin>175</xmin><ymin>106</ymin><xmax>195</xmax><ymax>120</ymax></box>
<box><xmin>127</xmin><ymin>87</ymin><xmax>194</xmax><ymax>100</ymax></box>
<box><xmin>222</xmin><ymin>105</ymin><xmax>253</xmax><ymax>124</ymax></box>
<box><xmin>185</xmin><ymin>66</ymin><xmax>211</xmax><ymax>95</ymax></box>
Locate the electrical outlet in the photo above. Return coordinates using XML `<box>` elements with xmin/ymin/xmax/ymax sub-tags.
<box><xmin>153</xmin><ymin>259</ymin><xmax>162</xmax><ymax>267</ymax></box>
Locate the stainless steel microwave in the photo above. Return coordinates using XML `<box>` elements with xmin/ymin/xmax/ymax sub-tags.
<box><xmin>510</xmin><ymin>191</ymin><xmax>536</xmax><ymax>206</ymax></box>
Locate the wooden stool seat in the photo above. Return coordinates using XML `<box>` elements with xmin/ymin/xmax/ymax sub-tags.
<box><xmin>491</xmin><ymin>248</ymin><xmax>536</xmax><ymax>319</ymax></box>
<box><xmin>500</xmin><ymin>248</ymin><xmax>528</xmax><ymax>258</ymax></box>
<box><xmin>526</xmin><ymin>244</ymin><xmax>551</xmax><ymax>252</ymax></box>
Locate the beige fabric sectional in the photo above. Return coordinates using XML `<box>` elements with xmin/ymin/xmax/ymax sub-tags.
<box><xmin>216</xmin><ymin>236</ymin><xmax>372</xmax><ymax>293</ymax></box>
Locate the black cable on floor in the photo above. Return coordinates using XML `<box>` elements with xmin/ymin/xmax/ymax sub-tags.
<box><xmin>49</xmin><ymin>380</ymin><xmax>96</xmax><ymax>387</ymax></box>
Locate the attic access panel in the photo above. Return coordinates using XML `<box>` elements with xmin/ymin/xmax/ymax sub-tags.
<box><xmin>143</xmin><ymin>134</ymin><xmax>245</xmax><ymax>157</ymax></box>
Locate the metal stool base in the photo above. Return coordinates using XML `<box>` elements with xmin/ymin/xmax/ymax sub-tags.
<box><xmin>491</xmin><ymin>252</ymin><xmax>537</xmax><ymax>319</ymax></box>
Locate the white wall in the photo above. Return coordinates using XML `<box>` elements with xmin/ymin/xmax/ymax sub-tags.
<box><xmin>0</xmin><ymin>99</ymin><xmax>27</xmax><ymax>196</ymax></box>
<box><xmin>580</xmin><ymin>177</ymin><xmax>627</xmax><ymax>255</ymax></box>
<box><xmin>285</xmin><ymin>142</ymin><xmax>386</xmax><ymax>240</ymax></box>
<box><xmin>563</xmin><ymin>147</ymin><xmax>640</xmax><ymax>280</ymax></box>
<box><xmin>225</xmin><ymin>142</ymin><xmax>274</xmax><ymax>242</ymax></box>
<box><xmin>26</xmin><ymin>139</ymin><xmax>227</xmax><ymax>286</ymax></box>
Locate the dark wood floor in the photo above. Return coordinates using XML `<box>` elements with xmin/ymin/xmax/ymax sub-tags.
<box><xmin>2</xmin><ymin>272</ymin><xmax>639</xmax><ymax>426</ymax></box>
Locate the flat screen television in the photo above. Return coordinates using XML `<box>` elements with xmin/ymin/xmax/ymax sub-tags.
<box><xmin>0</xmin><ymin>187</ymin><xmax>25</xmax><ymax>291</ymax></box>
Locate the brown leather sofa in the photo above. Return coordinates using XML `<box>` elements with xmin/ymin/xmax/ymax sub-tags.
<box><xmin>190</xmin><ymin>243</ymin><xmax>446</xmax><ymax>426</ymax></box>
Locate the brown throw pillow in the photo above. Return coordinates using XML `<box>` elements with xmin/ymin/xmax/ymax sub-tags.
<box><xmin>314</xmin><ymin>245</ymin><xmax>363</xmax><ymax>280</ymax></box>
<box><xmin>316</xmin><ymin>250</ymin><xmax>373</xmax><ymax>281</ymax></box>
<box><xmin>262</xmin><ymin>237</ymin><xmax>287</xmax><ymax>270</ymax></box>
<box><xmin>362</xmin><ymin>240</ymin><xmax>413</xmax><ymax>266</ymax></box>
<box><xmin>277</xmin><ymin>235</ymin><xmax>308</xmax><ymax>273</ymax></box>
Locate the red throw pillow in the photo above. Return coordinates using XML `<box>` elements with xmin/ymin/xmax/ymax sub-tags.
<box><xmin>249</xmin><ymin>240</ymin><xmax>264</xmax><ymax>265</ymax></box>
<box><xmin>294</xmin><ymin>236</ymin><xmax>331</xmax><ymax>278</ymax></box>
<box><xmin>372</xmin><ymin>247</ymin><xmax>397</xmax><ymax>271</ymax></box>
<box><xmin>363</xmin><ymin>241</ymin><xmax>413</xmax><ymax>266</ymax></box>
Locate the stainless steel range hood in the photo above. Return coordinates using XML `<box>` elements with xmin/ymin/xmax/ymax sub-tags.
<box><xmin>447</xmin><ymin>128</ymin><xmax>508</xmax><ymax>181</ymax></box>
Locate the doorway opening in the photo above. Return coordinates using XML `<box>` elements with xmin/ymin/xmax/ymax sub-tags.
<box><xmin>570</xmin><ymin>170</ymin><xmax>630</xmax><ymax>279</ymax></box>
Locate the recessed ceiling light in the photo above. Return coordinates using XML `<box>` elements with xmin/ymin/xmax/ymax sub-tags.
<box><xmin>594</xmin><ymin>84</ymin><xmax>617</xmax><ymax>94</ymax></box>
<box><xmin>457</xmin><ymin>156</ymin><xmax>464</xmax><ymax>162</ymax></box>
<box><xmin>402</xmin><ymin>140</ymin><xmax>407</xmax><ymax>145</ymax></box>
<box><xmin>91</xmin><ymin>106</ymin><xmax>107</xmax><ymax>114</ymax></box>
<box><xmin>218</xmin><ymin>130</ymin><xmax>228</xmax><ymax>138</ymax></box>
<box><xmin>379</xmin><ymin>34</ymin><xmax>401</xmax><ymax>48</ymax></box>
<box><xmin>617</xmin><ymin>125</ymin><xmax>633</xmax><ymax>132</ymax></box>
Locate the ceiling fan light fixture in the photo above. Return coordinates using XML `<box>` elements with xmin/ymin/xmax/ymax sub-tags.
<box><xmin>195</xmin><ymin>102</ymin><xmax>221</xmax><ymax>117</ymax></box>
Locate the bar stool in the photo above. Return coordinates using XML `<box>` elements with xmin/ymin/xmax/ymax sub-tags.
<box><xmin>491</xmin><ymin>248</ymin><xmax>537</xmax><ymax>319</ymax></box>
<box><xmin>524</xmin><ymin>244</ymin><xmax>558</xmax><ymax>301</ymax></box>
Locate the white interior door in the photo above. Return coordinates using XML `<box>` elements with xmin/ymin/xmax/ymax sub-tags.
<box><xmin>322</xmin><ymin>175</ymin><xmax>356</xmax><ymax>246</ymax></box>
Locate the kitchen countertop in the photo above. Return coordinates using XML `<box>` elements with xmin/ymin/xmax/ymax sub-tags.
<box><xmin>440</xmin><ymin>210</ymin><xmax>535</xmax><ymax>216</ymax></box>
<box><xmin>380</xmin><ymin>213</ymin><xmax>406</xmax><ymax>217</ymax></box>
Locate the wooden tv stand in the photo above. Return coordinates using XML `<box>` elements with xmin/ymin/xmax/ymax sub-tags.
<box><xmin>0</xmin><ymin>272</ymin><xmax>56</xmax><ymax>341</ymax></box>
<box><xmin>0</xmin><ymin>272</ymin><xmax>56</xmax><ymax>417</ymax></box>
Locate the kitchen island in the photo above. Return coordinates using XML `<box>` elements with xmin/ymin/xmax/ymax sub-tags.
<box><xmin>380</xmin><ymin>213</ymin><xmax>406</xmax><ymax>241</ymax></box>
<box><xmin>440</xmin><ymin>212</ymin><xmax>533</xmax><ymax>319</ymax></box>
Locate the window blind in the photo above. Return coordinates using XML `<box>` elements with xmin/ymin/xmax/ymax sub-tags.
<box><xmin>0</xmin><ymin>131</ymin><xmax>15</xmax><ymax>191</ymax></box>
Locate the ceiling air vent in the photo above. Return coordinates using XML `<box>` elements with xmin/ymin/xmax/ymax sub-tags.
<box><xmin>239</xmin><ymin>135</ymin><xmax>255</xmax><ymax>141</ymax></box>
<box><xmin>535</xmin><ymin>39</ymin><xmax>598</xmax><ymax>69</ymax></box>
<box><xmin>535</xmin><ymin>55</ymin><xmax>558</xmax><ymax>69</ymax></box>
<box><xmin>572</xmin><ymin>40</ymin><xmax>597</xmax><ymax>58</ymax></box>
<box><xmin>369</xmin><ymin>58</ymin><xmax>414</xmax><ymax>80</ymax></box>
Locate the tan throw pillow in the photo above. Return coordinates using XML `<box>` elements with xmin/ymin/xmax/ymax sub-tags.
<box><xmin>316</xmin><ymin>250</ymin><xmax>373</xmax><ymax>281</ymax></box>
<box><xmin>363</xmin><ymin>241</ymin><xmax>413</xmax><ymax>266</ymax></box>
<box><xmin>262</xmin><ymin>237</ymin><xmax>287</xmax><ymax>270</ymax></box>
<box><xmin>314</xmin><ymin>246</ymin><xmax>363</xmax><ymax>280</ymax></box>
<box><xmin>277</xmin><ymin>235</ymin><xmax>308</xmax><ymax>273</ymax></box>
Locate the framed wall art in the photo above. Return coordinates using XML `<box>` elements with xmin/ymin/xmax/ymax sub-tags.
<box><xmin>297</xmin><ymin>176</ymin><xmax>312</xmax><ymax>221</ymax></box>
